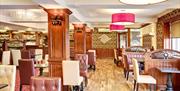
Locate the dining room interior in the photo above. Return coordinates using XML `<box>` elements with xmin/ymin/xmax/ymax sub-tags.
<box><xmin>0</xmin><ymin>0</ymin><xmax>180</xmax><ymax>91</ymax></box>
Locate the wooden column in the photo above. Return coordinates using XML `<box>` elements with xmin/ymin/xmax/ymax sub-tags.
<box><xmin>73</xmin><ymin>23</ymin><xmax>87</xmax><ymax>54</ymax></box>
<box><xmin>163</xmin><ymin>23</ymin><xmax>171</xmax><ymax>49</ymax></box>
<box><xmin>127</xmin><ymin>28</ymin><xmax>131</xmax><ymax>47</ymax></box>
<box><xmin>44</xmin><ymin>9</ymin><xmax>71</xmax><ymax>91</ymax></box>
<box><xmin>35</xmin><ymin>32</ymin><xmax>40</xmax><ymax>46</ymax></box>
<box><xmin>86</xmin><ymin>28</ymin><xmax>92</xmax><ymax>51</ymax></box>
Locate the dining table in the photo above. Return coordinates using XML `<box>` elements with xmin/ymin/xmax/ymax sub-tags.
<box><xmin>34</xmin><ymin>64</ymin><xmax>48</xmax><ymax>76</ymax></box>
<box><xmin>157</xmin><ymin>67</ymin><xmax>180</xmax><ymax>91</ymax></box>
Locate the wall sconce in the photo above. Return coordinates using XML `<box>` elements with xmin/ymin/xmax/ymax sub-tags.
<box><xmin>51</xmin><ymin>16</ymin><xmax>64</xmax><ymax>25</ymax></box>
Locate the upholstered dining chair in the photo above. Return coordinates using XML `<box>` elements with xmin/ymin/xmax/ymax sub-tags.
<box><xmin>31</xmin><ymin>77</ymin><xmax>61</xmax><ymax>91</ymax></box>
<box><xmin>62</xmin><ymin>61</ymin><xmax>84</xmax><ymax>91</ymax></box>
<box><xmin>87</xmin><ymin>49</ymin><xmax>96</xmax><ymax>70</ymax></box>
<box><xmin>0</xmin><ymin>65</ymin><xmax>16</xmax><ymax>91</ymax></box>
<box><xmin>74</xmin><ymin>54</ymin><xmax>88</xmax><ymax>86</ymax></box>
<box><xmin>2</xmin><ymin>51</ymin><xmax>11</xmax><ymax>65</ymax></box>
<box><xmin>123</xmin><ymin>55</ymin><xmax>133</xmax><ymax>80</ymax></box>
<box><xmin>11</xmin><ymin>50</ymin><xmax>21</xmax><ymax>66</ymax></box>
<box><xmin>114</xmin><ymin>49</ymin><xmax>122</xmax><ymax>66</ymax></box>
<box><xmin>18</xmin><ymin>59</ymin><xmax>35</xmax><ymax>91</ymax></box>
<box><xmin>21</xmin><ymin>50</ymin><xmax>31</xmax><ymax>59</ymax></box>
<box><xmin>132</xmin><ymin>58</ymin><xmax>156</xmax><ymax>91</ymax></box>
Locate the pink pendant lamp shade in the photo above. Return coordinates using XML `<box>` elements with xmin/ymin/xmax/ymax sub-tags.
<box><xmin>112</xmin><ymin>13</ymin><xmax>135</xmax><ymax>25</ymax></box>
<box><xmin>110</xmin><ymin>24</ymin><xmax>125</xmax><ymax>31</ymax></box>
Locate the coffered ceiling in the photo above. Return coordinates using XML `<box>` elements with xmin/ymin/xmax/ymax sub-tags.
<box><xmin>0</xmin><ymin>0</ymin><xmax>179</xmax><ymax>31</ymax></box>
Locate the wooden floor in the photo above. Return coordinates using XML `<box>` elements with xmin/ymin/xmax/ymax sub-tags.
<box><xmin>85</xmin><ymin>58</ymin><xmax>149</xmax><ymax>91</ymax></box>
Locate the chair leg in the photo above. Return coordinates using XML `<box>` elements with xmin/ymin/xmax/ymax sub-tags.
<box><xmin>89</xmin><ymin>65</ymin><xmax>92</xmax><ymax>69</ymax></box>
<box><xmin>116</xmin><ymin>61</ymin><xmax>120</xmax><ymax>66</ymax></box>
<box><xmin>20</xmin><ymin>84</ymin><xmax>22</xmax><ymax>91</ymax></box>
<box><xmin>149</xmin><ymin>84</ymin><xmax>152</xmax><ymax>91</ymax></box>
<box><xmin>136</xmin><ymin>83</ymin><xmax>139</xmax><ymax>91</ymax></box>
<box><xmin>85</xmin><ymin>77</ymin><xmax>88</xmax><ymax>87</ymax></box>
<box><xmin>93</xmin><ymin>65</ymin><xmax>96</xmax><ymax>71</ymax></box>
<box><xmin>133</xmin><ymin>80</ymin><xmax>136</xmax><ymax>91</ymax></box>
<box><xmin>126</xmin><ymin>71</ymin><xmax>129</xmax><ymax>80</ymax></box>
<box><xmin>80</xmin><ymin>82</ymin><xmax>84</xmax><ymax>91</ymax></box>
<box><xmin>73</xmin><ymin>86</ymin><xmax>79</xmax><ymax>91</ymax></box>
<box><xmin>154</xmin><ymin>84</ymin><xmax>156</xmax><ymax>91</ymax></box>
<box><xmin>114</xmin><ymin>59</ymin><xmax>116</xmax><ymax>64</ymax></box>
<box><xmin>124</xmin><ymin>69</ymin><xmax>126</xmax><ymax>78</ymax></box>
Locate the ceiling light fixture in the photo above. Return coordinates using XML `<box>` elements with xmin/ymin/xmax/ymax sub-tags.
<box><xmin>109</xmin><ymin>24</ymin><xmax>125</xmax><ymax>31</ymax></box>
<box><xmin>119</xmin><ymin>0</ymin><xmax>168</xmax><ymax>5</ymax></box>
<box><xmin>112</xmin><ymin>13</ymin><xmax>135</xmax><ymax>25</ymax></box>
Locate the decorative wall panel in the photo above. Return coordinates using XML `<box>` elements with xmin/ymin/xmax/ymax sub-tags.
<box><xmin>143</xmin><ymin>35</ymin><xmax>152</xmax><ymax>49</ymax></box>
<box><xmin>92</xmin><ymin>32</ymin><xmax>117</xmax><ymax>49</ymax></box>
<box><xmin>156</xmin><ymin>9</ymin><xmax>180</xmax><ymax>49</ymax></box>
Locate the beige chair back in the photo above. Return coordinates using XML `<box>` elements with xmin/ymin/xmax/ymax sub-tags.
<box><xmin>62</xmin><ymin>60</ymin><xmax>80</xmax><ymax>85</ymax></box>
<box><xmin>0</xmin><ymin>65</ymin><xmax>16</xmax><ymax>91</ymax></box>
<box><xmin>35</xmin><ymin>49</ymin><xmax>43</xmax><ymax>61</ymax></box>
<box><xmin>114</xmin><ymin>49</ymin><xmax>118</xmax><ymax>60</ymax></box>
<box><xmin>132</xmin><ymin>58</ymin><xmax>140</xmax><ymax>81</ymax></box>
<box><xmin>2</xmin><ymin>51</ymin><xmax>11</xmax><ymax>65</ymax></box>
<box><xmin>11</xmin><ymin>50</ymin><xmax>21</xmax><ymax>66</ymax></box>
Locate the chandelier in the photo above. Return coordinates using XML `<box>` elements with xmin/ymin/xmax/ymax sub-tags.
<box><xmin>119</xmin><ymin>0</ymin><xmax>168</xmax><ymax>5</ymax></box>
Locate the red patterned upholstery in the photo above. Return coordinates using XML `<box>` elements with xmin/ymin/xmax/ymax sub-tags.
<box><xmin>74</xmin><ymin>54</ymin><xmax>88</xmax><ymax>86</ymax></box>
<box><xmin>21</xmin><ymin>50</ymin><xmax>31</xmax><ymax>59</ymax></box>
<box><xmin>18</xmin><ymin>59</ymin><xmax>35</xmax><ymax>91</ymax></box>
<box><xmin>125</xmin><ymin>52</ymin><xmax>144</xmax><ymax>64</ymax></box>
<box><xmin>30</xmin><ymin>77</ymin><xmax>61</xmax><ymax>91</ymax></box>
<box><xmin>122</xmin><ymin>50</ymin><xmax>145</xmax><ymax>80</ymax></box>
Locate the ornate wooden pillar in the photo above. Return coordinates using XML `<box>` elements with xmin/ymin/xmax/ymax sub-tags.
<box><xmin>44</xmin><ymin>9</ymin><xmax>72</xmax><ymax>91</ymax></box>
<box><xmin>73</xmin><ymin>23</ymin><xmax>87</xmax><ymax>54</ymax></box>
<box><xmin>86</xmin><ymin>27</ymin><xmax>92</xmax><ymax>51</ymax></box>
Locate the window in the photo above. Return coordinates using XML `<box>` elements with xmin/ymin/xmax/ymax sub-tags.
<box><xmin>131</xmin><ymin>29</ymin><xmax>141</xmax><ymax>46</ymax></box>
<box><xmin>171</xmin><ymin>38</ymin><xmax>180</xmax><ymax>51</ymax></box>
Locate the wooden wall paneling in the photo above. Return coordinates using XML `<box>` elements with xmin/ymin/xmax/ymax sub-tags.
<box><xmin>143</xmin><ymin>35</ymin><xmax>152</xmax><ymax>49</ymax></box>
<box><xmin>127</xmin><ymin>28</ymin><xmax>131</xmax><ymax>47</ymax></box>
<box><xmin>95</xmin><ymin>48</ymin><xmax>114</xmax><ymax>58</ymax></box>
<box><xmin>73</xmin><ymin>23</ymin><xmax>86</xmax><ymax>54</ymax></box>
<box><xmin>35</xmin><ymin>32</ymin><xmax>40</xmax><ymax>46</ymax></box>
<box><xmin>117</xmin><ymin>33</ymin><xmax>120</xmax><ymax>49</ymax></box>
<box><xmin>86</xmin><ymin>31</ymin><xmax>92</xmax><ymax>51</ymax></box>
<box><xmin>156</xmin><ymin>9</ymin><xmax>180</xmax><ymax>49</ymax></box>
<box><xmin>44</xmin><ymin>9</ymin><xmax>72</xmax><ymax>91</ymax></box>
<box><xmin>144</xmin><ymin>50</ymin><xmax>180</xmax><ymax>91</ymax></box>
<box><xmin>163</xmin><ymin>23</ymin><xmax>171</xmax><ymax>49</ymax></box>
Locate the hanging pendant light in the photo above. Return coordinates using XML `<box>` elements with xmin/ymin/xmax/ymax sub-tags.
<box><xmin>119</xmin><ymin>0</ymin><xmax>168</xmax><ymax>5</ymax></box>
<box><xmin>109</xmin><ymin>24</ymin><xmax>125</xmax><ymax>32</ymax></box>
<box><xmin>112</xmin><ymin>13</ymin><xmax>135</xmax><ymax>25</ymax></box>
